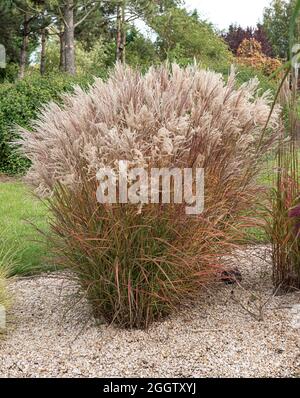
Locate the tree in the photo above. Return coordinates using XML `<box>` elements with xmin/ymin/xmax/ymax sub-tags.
<box><xmin>151</xmin><ymin>7</ymin><xmax>231</xmax><ymax>68</ymax></box>
<box><xmin>111</xmin><ymin>0</ymin><xmax>181</xmax><ymax>63</ymax></box>
<box><xmin>263</xmin><ymin>0</ymin><xmax>300</xmax><ymax>59</ymax></box>
<box><xmin>49</xmin><ymin>0</ymin><xmax>103</xmax><ymax>75</ymax></box>
<box><xmin>0</xmin><ymin>3</ymin><xmax>22</xmax><ymax>65</ymax></box>
<box><xmin>236</xmin><ymin>38</ymin><xmax>281</xmax><ymax>76</ymax></box>
<box><xmin>34</xmin><ymin>1</ymin><xmax>53</xmax><ymax>75</ymax></box>
<box><xmin>62</xmin><ymin>0</ymin><xmax>76</xmax><ymax>74</ymax></box>
<box><xmin>125</xmin><ymin>26</ymin><xmax>159</xmax><ymax>69</ymax></box>
<box><xmin>223</xmin><ymin>24</ymin><xmax>273</xmax><ymax>57</ymax></box>
<box><xmin>1</xmin><ymin>1</ymin><xmax>53</xmax><ymax>79</ymax></box>
<box><xmin>7</xmin><ymin>1</ymin><xmax>43</xmax><ymax>79</ymax></box>
<box><xmin>75</xmin><ymin>3</ymin><xmax>115</xmax><ymax>51</ymax></box>
<box><xmin>40</xmin><ymin>26</ymin><xmax>47</xmax><ymax>74</ymax></box>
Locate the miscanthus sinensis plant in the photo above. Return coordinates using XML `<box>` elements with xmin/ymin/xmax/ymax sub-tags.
<box><xmin>18</xmin><ymin>64</ymin><xmax>280</xmax><ymax>328</ymax></box>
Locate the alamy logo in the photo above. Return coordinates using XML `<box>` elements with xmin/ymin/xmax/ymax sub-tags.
<box><xmin>0</xmin><ymin>44</ymin><xmax>6</xmax><ymax>69</ymax></box>
<box><xmin>96</xmin><ymin>161</ymin><xmax>205</xmax><ymax>215</ymax></box>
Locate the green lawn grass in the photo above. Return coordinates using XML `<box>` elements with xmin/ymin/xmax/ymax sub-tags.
<box><xmin>245</xmin><ymin>156</ymin><xmax>277</xmax><ymax>243</ymax></box>
<box><xmin>0</xmin><ymin>180</ymin><xmax>49</xmax><ymax>275</ymax></box>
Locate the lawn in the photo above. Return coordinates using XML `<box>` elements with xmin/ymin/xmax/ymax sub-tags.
<box><xmin>0</xmin><ymin>180</ymin><xmax>49</xmax><ymax>275</ymax></box>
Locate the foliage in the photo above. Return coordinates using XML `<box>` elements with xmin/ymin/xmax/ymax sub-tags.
<box><xmin>19</xmin><ymin>64</ymin><xmax>280</xmax><ymax>328</ymax></box>
<box><xmin>214</xmin><ymin>63</ymin><xmax>277</xmax><ymax>94</ymax></box>
<box><xmin>0</xmin><ymin>0</ymin><xmax>47</xmax><ymax>59</ymax></box>
<box><xmin>125</xmin><ymin>28</ymin><xmax>160</xmax><ymax>70</ymax></box>
<box><xmin>236</xmin><ymin>38</ymin><xmax>282</xmax><ymax>76</ymax></box>
<box><xmin>0</xmin><ymin>72</ymin><xmax>93</xmax><ymax>175</ymax></box>
<box><xmin>0</xmin><ymin>3</ymin><xmax>22</xmax><ymax>65</ymax></box>
<box><xmin>222</xmin><ymin>23</ymin><xmax>274</xmax><ymax>57</ymax></box>
<box><xmin>151</xmin><ymin>7</ymin><xmax>232</xmax><ymax>68</ymax></box>
<box><xmin>0</xmin><ymin>63</ymin><xmax>19</xmax><ymax>83</ymax></box>
<box><xmin>263</xmin><ymin>0</ymin><xmax>299</xmax><ymax>59</ymax></box>
<box><xmin>41</xmin><ymin>37</ymin><xmax>112</xmax><ymax>75</ymax></box>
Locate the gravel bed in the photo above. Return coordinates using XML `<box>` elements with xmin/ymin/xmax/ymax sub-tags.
<box><xmin>0</xmin><ymin>246</ymin><xmax>299</xmax><ymax>378</ymax></box>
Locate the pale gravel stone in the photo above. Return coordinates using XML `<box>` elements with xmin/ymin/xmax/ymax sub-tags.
<box><xmin>0</xmin><ymin>246</ymin><xmax>299</xmax><ymax>378</ymax></box>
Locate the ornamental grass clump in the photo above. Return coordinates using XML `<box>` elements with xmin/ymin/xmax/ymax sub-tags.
<box><xmin>18</xmin><ymin>64</ymin><xmax>280</xmax><ymax>328</ymax></box>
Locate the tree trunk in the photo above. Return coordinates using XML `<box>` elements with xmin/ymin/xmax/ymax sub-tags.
<box><xmin>121</xmin><ymin>0</ymin><xmax>126</xmax><ymax>64</ymax></box>
<box><xmin>116</xmin><ymin>3</ymin><xmax>122</xmax><ymax>62</ymax></box>
<box><xmin>40</xmin><ymin>28</ymin><xmax>47</xmax><ymax>75</ymax></box>
<box><xmin>18</xmin><ymin>13</ymin><xmax>30</xmax><ymax>80</ymax></box>
<box><xmin>63</xmin><ymin>0</ymin><xmax>76</xmax><ymax>75</ymax></box>
<box><xmin>59</xmin><ymin>30</ymin><xmax>66</xmax><ymax>72</ymax></box>
<box><xmin>116</xmin><ymin>1</ymin><xmax>126</xmax><ymax>63</ymax></box>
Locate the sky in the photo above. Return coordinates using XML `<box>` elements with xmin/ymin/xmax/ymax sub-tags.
<box><xmin>184</xmin><ymin>0</ymin><xmax>272</xmax><ymax>30</ymax></box>
<box><xmin>137</xmin><ymin>0</ymin><xmax>272</xmax><ymax>38</ymax></box>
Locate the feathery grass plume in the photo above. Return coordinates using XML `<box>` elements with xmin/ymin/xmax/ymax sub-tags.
<box><xmin>17</xmin><ymin>64</ymin><xmax>280</xmax><ymax>328</ymax></box>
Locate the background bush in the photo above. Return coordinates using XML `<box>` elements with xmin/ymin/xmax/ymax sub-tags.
<box><xmin>215</xmin><ymin>64</ymin><xmax>277</xmax><ymax>93</ymax></box>
<box><xmin>0</xmin><ymin>72</ymin><xmax>94</xmax><ymax>175</ymax></box>
<box><xmin>39</xmin><ymin>39</ymin><xmax>112</xmax><ymax>76</ymax></box>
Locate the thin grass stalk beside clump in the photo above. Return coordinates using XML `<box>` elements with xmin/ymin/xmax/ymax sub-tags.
<box><xmin>261</xmin><ymin>0</ymin><xmax>300</xmax><ymax>291</ymax></box>
<box><xmin>18</xmin><ymin>64</ymin><xmax>280</xmax><ymax>328</ymax></box>
<box><xmin>0</xmin><ymin>232</ymin><xmax>14</xmax><ymax>321</ymax></box>
<box><xmin>265</xmin><ymin>70</ymin><xmax>300</xmax><ymax>291</ymax></box>
<box><xmin>0</xmin><ymin>267</ymin><xmax>9</xmax><ymax>312</ymax></box>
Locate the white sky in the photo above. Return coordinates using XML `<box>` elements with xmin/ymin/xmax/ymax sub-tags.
<box><xmin>184</xmin><ymin>0</ymin><xmax>272</xmax><ymax>30</ymax></box>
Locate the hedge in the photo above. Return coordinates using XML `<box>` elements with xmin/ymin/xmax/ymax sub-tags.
<box><xmin>0</xmin><ymin>72</ymin><xmax>93</xmax><ymax>175</ymax></box>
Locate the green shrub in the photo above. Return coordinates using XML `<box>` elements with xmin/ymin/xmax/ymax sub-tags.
<box><xmin>152</xmin><ymin>8</ymin><xmax>232</xmax><ymax>70</ymax></box>
<box><xmin>0</xmin><ymin>63</ymin><xmax>19</xmax><ymax>83</ymax></box>
<box><xmin>215</xmin><ymin>64</ymin><xmax>277</xmax><ymax>93</ymax></box>
<box><xmin>126</xmin><ymin>32</ymin><xmax>160</xmax><ymax>71</ymax></box>
<box><xmin>42</xmin><ymin>38</ymin><xmax>112</xmax><ymax>76</ymax></box>
<box><xmin>234</xmin><ymin>65</ymin><xmax>277</xmax><ymax>92</ymax></box>
<box><xmin>0</xmin><ymin>72</ymin><xmax>93</xmax><ymax>175</ymax></box>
